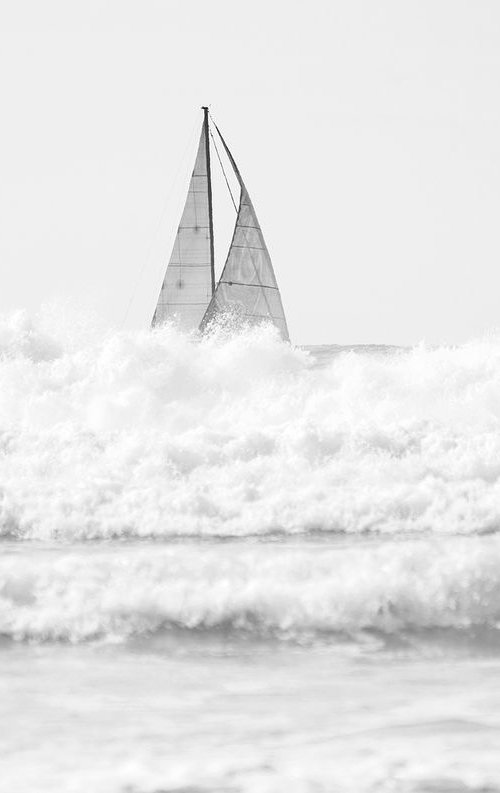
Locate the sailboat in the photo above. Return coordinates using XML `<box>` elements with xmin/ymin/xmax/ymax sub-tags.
<box><xmin>151</xmin><ymin>107</ymin><xmax>289</xmax><ymax>341</ymax></box>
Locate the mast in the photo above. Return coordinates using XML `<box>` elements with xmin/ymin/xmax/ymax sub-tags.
<box><xmin>202</xmin><ymin>106</ymin><xmax>215</xmax><ymax>295</ymax></box>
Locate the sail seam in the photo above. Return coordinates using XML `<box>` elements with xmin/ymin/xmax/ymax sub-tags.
<box><xmin>220</xmin><ymin>281</ymin><xmax>279</xmax><ymax>290</ymax></box>
<box><xmin>229</xmin><ymin>245</ymin><xmax>267</xmax><ymax>251</ymax></box>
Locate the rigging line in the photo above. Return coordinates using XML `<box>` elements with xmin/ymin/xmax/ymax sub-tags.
<box><xmin>209</xmin><ymin>127</ymin><xmax>238</xmax><ymax>213</ymax></box>
<box><xmin>120</xmin><ymin>112</ymin><xmax>200</xmax><ymax>329</ymax></box>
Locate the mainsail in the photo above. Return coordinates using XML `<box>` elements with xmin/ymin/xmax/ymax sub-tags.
<box><xmin>199</xmin><ymin>124</ymin><xmax>289</xmax><ymax>341</ymax></box>
<box><xmin>152</xmin><ymin>114</ymin><xmax>214</xmax><ymax>330</ymax></box>
<box><xmin>152</xmin><ymin>109</ymin><xmax>289</xmax><ymax>342</ymax></box>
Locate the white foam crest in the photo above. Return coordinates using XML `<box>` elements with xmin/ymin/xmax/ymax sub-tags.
<box><xmin>2</xmin><ymin>308</ymin><xmax>500</xmax><ymax>538</ymax></box>
<box><xmin>2</xmin><ymin>537</ymin><xmax>500</xmax><ymax>642</ymax></box>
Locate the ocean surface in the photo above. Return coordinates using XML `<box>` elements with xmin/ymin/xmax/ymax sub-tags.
<box><xmin>2</xmin><ymin>307</ymin><xmax>500</xmax><ymax>792</ymax></box>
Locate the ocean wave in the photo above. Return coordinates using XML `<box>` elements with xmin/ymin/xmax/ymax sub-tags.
<box><xmin>2</xmin><ymin>538</ymin><xmax>500</xmax><ymax>642</ymax></box>
<box><xmin>2</xmin><ymin>308</ymin><xmax>500</xmax><ymax>539</ymax></box>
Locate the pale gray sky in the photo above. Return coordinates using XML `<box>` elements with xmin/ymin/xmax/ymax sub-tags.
<box><xmin>1</xmin><ymin>0</ymin><xmax>499</xmax><ymax>345</ymax></box>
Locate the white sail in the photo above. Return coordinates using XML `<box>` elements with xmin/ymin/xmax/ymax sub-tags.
<box><xmin>152</xmin><ymin>122</ymin><xmax>213</xmax><ymax>330</ymax></box>
<box><xmin>199</xmin><ymin>125</ymin><xmax>289</xmax><ymax>341</ymax></box>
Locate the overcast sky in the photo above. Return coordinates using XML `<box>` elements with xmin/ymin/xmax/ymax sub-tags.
<box><xmin>1</xmin><ymin>0</ymin><xmax>499</xmax><ymax>345</ymax></box>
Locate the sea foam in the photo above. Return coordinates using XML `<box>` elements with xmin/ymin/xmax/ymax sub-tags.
<box><xmin>2</xmin><ymin>537</ymin><xmax>500</xmax><ymax>642</ymax></box>
<box><xmin>1</xmin><ymin>307</ymin><xmax>500</xmax><ymax>540</ymax></box>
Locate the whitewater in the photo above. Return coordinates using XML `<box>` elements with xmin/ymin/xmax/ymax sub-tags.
<box><xmin>2</xmin><ymin>307</ymin><xmax>500</xmax><ymax>792</ymax></box>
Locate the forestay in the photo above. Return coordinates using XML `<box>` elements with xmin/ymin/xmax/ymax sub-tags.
<box><xmin>152</xmin><ymin>125</ymin><xmax>213</xmax><ymax>331</ymax></box>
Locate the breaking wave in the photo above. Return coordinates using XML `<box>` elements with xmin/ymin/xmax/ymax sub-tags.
<box><xmin>2</xmin><ymin>307</ymin><xmax>500</xmax><ymax>540</ymax></box>
<box><xmin>2</xmin><ymin>537</ymin><xmax>500</xmax><ymax>642</ymax></box>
